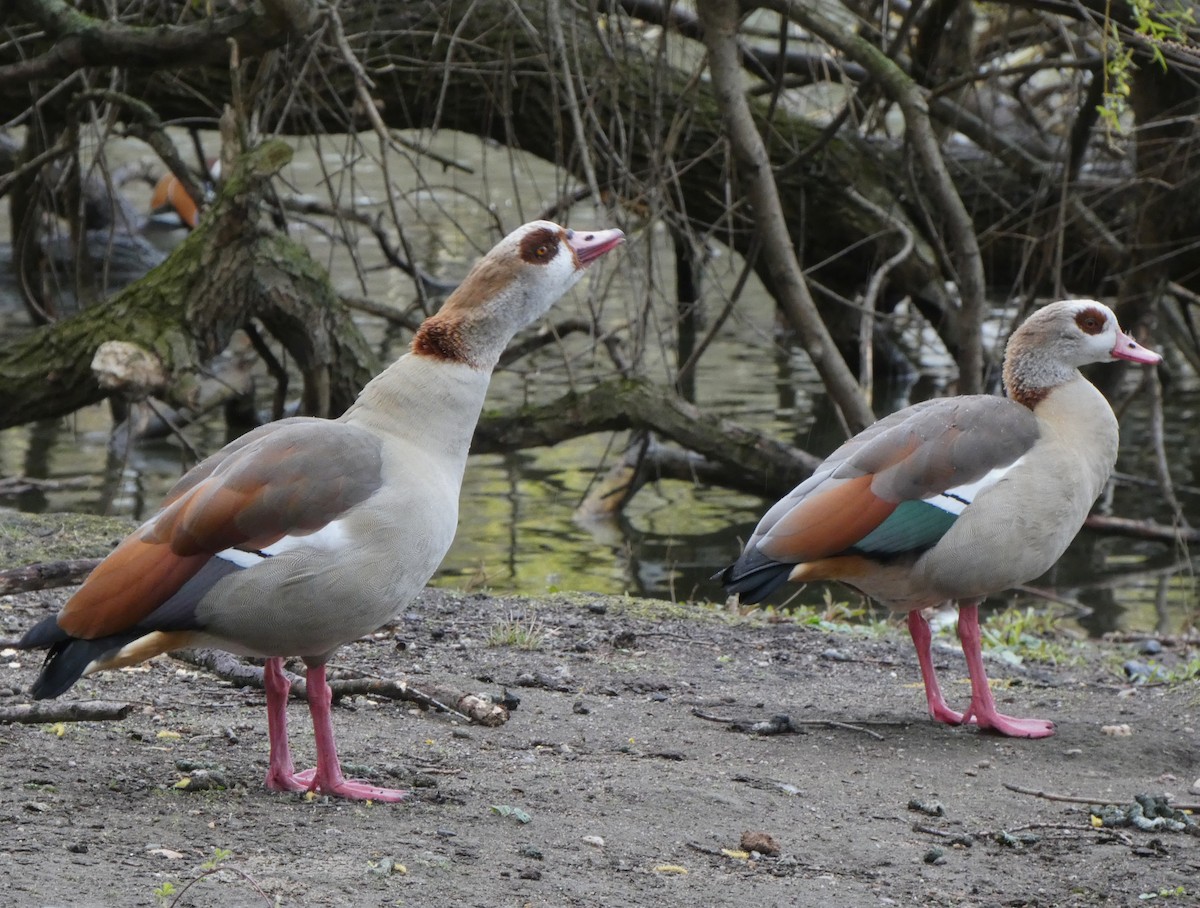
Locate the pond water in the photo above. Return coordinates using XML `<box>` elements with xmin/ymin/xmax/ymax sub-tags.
<box><xmin>1</xmin><ymin>131</ymin><xmax>1196</xmax><ymax>637</ymax></box>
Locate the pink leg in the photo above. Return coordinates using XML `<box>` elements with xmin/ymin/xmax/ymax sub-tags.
<box><xmin>263</xmin><ymin>658</ymin><xmax>306</xmax><ymax>792</ymax></box>
<box><xmin>957</xmin><ymin>603</ymin><xmax>1055</xmax><ymax>738</ymax></box>
<box><xmin>294</xmin><ymin>664</ymin><xmax>409</xmax><ymax>802</ymax></box>
<box><xmin>906</xmin><ymin>610</ymin><xmax>964</xmax><ymax>725</ymax></box>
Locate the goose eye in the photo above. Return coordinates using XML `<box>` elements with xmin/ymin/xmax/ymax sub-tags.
<box><xmin>1075</xmin><ymin>309</ymin><xmax>1107</xmax><ymax>335</ymax></box>
<box><xmin>535</xmin><ymin>245</ymin><xmax>549</xmax><ymax>258</ymax></box>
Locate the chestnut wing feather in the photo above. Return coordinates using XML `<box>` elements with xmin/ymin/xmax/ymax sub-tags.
<box><xmin>58</xmin><ymin>420</ymin><xmax>384</xmax><ymax>639</ymax></box>
<box><xmin>754</xmin><ymin>396</ymin><xmax>1038</xmax><ymax>563</ymax></box>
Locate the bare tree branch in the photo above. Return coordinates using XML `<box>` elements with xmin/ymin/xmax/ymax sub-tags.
<box><xmin>772</xmin><ymin>0</ymin><xmax>988</xmax><ymax>393</ymax></box>
<box><xmin>697</xmin><ymin>0</ymin><xmax>874</xmax><ymax>431</ymax></box>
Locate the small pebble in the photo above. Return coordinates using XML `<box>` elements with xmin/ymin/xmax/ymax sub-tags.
<box><xmin>572</xmin><ymin>700</ymin><xmax>590</xmax><ymax>715</ymax></box>
<box><xmin>739</xmin><ymin>830</ymin><xmax>780</xmax><ymax>856</ymax></box>
<box><xmin>1101</xmin><ymin>724</ymin><xmax>1133</xmax><ymax>737</ymax></box>
<box><xmin>174</xmin><ymin>770</ymin><xmax>229</xmax><ymax>792</ymax></box>
<box><xmin>923</xmin><ymin>847</ymin><xmax>946</xmax><ymax>865</ymax></box>
<box><xmin>1123</xmin><ymin>660</ymin><xmax>1166</xmax><ymax>683</ymax></box>
<box><xmin>581</xmin><ymin>835</ymin><xmax>605</xmax><ymax>848</ymax></box>
<box><xmin>907</xmin><ymin>798</ymin><xmax>945</xmax><ymax>817</ymax></box>
<box><xmin>820</xmin><ymin>648</ymin><xmax>851</xmax><ymax>662</ymax></box>
<box><xmin>611</xmin><ymin>630</ymin><xmax>637</xmax><ymax>649</ymax></box>
<box><xmin>1139</xmin><ymin>639</ymin><xmax>1163</xmax><ymax>655</ymax></box>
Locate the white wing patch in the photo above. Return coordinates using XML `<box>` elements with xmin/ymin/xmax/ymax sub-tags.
<box><xmin>926</xmin><ymin>458</ymin><xmax>1025</xmax><ymax>516</ymax></box>
<box><xmin>215</xmin><ymin>519</ymin><xmax>354</xmax><ymax>568</ymax></box>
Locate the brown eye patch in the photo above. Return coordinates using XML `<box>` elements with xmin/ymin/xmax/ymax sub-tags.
<box><xmin>518</xmin><ymin>227</ymin><xmax>561</xmax><ymax>265</ymax></box>
<box><xmin>1074</xmin><ymin>307</ymin><xmax>1107</xmax><ymax>335</ymax></box>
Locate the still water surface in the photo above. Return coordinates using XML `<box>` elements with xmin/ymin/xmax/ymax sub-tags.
<box><xmin>0</xmin><ymin>132</ymin><xmax>1195</xmax><ymax>636</ymax></box>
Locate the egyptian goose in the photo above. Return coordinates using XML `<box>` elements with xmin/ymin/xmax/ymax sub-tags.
<box><xmin>719</xmin><ymin>300</ymin><xmax>1160</xmax><ymax>738</ymax></box>
<box><xmin>18</xmin><ymin>220</ymin><xmax>625</xmax><ymax>800</ymax></box>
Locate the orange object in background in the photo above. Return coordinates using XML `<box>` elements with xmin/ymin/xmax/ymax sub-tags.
<box><xmin>149</xmin><ymin>171</ymin><xmax>201</xmax><ymax>228</ymax></box>
<box><xmin>149</xmin><ymin>160</ymin><xmax>220</xmax><ymax>229</ymax></box>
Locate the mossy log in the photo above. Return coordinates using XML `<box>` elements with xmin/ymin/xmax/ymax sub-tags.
<box><xmin>475</xmin><ymin>378</ymin><xmax>822</xmax><ymax>500</ymax></box>
<box><xmin>0</xmin><ymin>140</ymin><xmax>377</xmax><ymax>430</ymax></box>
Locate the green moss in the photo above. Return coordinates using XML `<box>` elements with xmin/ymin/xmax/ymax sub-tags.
<box><xmin>0</xmin><ymin>510</ymin><xmax>136</xmax><ymax>570</ymax></box>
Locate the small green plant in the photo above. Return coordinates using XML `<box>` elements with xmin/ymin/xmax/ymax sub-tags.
<box><xmin>1126</xmin><ymin>656</ymin><xmax>1200</xmax><ymax>685</ymax></box>
<box><xmin>774</xmin><ymin>588</ymin><xmax>887</xmax><ymax>634</ymax></box>
<box><xmin>978</xmin><ymin>607</ymin><xmax>1081</xmax><ymax>666</ymax></box>
<box><xmin>200</xmin><ymin>847</ymin><xmax>233</xmax><ymax>871</ymax></box>
<box><xmin>154</xmin><ymin>848</ymin><xmax>267</xmax><ymax>906</ymax></box>
<box><xmin>486</xmin><ymin>613</ymin><xmax>549</xmax><ymax>650</ymax></box>
<box><xmin>1130</xmin><ymin>0</ymin><xmax>1195</xmax><ymax>67</ymax></box>
<box><xmin>1139</xmin><ymin>884</ymin><xmax>1188</xmax><ymax>900</ymax></box>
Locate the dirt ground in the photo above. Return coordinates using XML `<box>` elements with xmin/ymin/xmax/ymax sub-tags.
<box><xmin>1</xmin><ymin>514</ymin><xmax>1198</xmax><ymax>908</ymax></box>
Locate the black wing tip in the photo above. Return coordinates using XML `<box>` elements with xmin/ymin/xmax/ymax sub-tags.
<box><xmin>715</xmin><ymin>558</ymin><xmax>792</xmax><ymax>606</ymax></box>
<box><xmin>17</xmin><ymin>614</ymin><xmax>68</xmax><ymax>650</ymax></box>
<box><xmin>18</xmin><ymin>619</ymin><xmax>140</xmax><ymax>700</ymax></box>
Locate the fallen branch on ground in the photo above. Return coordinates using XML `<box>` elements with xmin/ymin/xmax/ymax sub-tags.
<box><xmin>913</xmin><ymin>821</ymin><xmax>1135</xmax><ymax>847</ymax></box>
<box><xmin>0</xmin><ymin>701</ymin><xmax>133</xmax><ymax>724</ymax></box>
<box><xmin>691</xmin><ymin>706</ymin><xmax>886</xmax><ymax>740</ymax></box>
<box><xmin>1003</xmin><ymin>781</ymin><xmax>1200</xmax><ymax>813</ymax></box>
<box><xmin>0</xmin><ymin>558</ymin><xmax>102</xmax><ymax>595</ymax></box>
<box><xmin>173</xmin><ymin>649</ymin><xmax>508</xmax><ymax>727</ymax></box>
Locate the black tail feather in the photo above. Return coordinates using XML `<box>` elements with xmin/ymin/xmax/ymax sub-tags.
<box><xmin>715</xmin><ymin>555</ymin><xmax>792</xmax><ymax>605</ymax></box>
<box><xmin>18</xmin><ymin>616</ymin><xmax>139</xmax><ymax>700</ymax></box>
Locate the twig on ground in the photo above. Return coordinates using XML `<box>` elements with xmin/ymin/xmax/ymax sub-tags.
<box><xmin>1003</xmin><ymin>781</ymin><xmax>1200</xmax><ymax>813</ymax></box>
<box><xmin>0</xmin><ymin>701</ymin><xmax>133</xmax><ymax>724</ymax></box>
<box><xmin>172</xmin><ymin>649</ymin><xmax>508</xmax><ymax>726</ymax></box>
<box><xmin>690</xmin><ymin>707</ymin><xmax>885</xmax><ymax>740</ymax></box>
<box><xmin>913</xmin><ymin>821</ymin><xmax>1135</xmax><ymax>847</ymax></box>
<box><xmin>167</xmin><ymin>864</ymin><xmax>271</xmax><ymax>907</ymax></box>
<box><xmin>0</xmin><ymin>558</ymin><xmax>101</xmax><ymax>594</ymax></box>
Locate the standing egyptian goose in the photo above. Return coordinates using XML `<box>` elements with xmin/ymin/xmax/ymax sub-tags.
<box><xmin>18</xmin><ymin>220</ymin><xmax>625</xmax><ymax>800</ymax></box>
<box><xmin>719</xmin><ymin>300</ymin><xmax>1161</xmax><ymax>738</ymax></box>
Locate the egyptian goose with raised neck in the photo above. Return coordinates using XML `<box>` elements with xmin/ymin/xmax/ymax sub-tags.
<box><xmin>719</xmin><ymin>299</ymin><xmax>1160</xmax><ymax>738</ymax></box>
<box><xmin>18</xmin><ymin>220</ymin><xmax>625</xmax><ymax>800</ymax></box>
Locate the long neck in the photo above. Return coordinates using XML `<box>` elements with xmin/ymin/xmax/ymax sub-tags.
<box><xmin>340</xmin><ymin>352</ymin><xmax>492</xmax><ymax>473</ymax></box>
<box><xmin>1003</xmin><ymin>352</ymin><xmax>1081</xmax><ymax>408</ymax></box>
<box><xmin>1031</xmin><ymin>379</ymin><xmax>1120</xmax><ymax>502</ymax></box>
<box><xmin>410</xmin><ymin>262</ymin><xmax>556</xmax><ymax>370</ymax></box>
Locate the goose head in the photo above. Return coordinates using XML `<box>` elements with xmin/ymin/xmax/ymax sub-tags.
<box><xmin>1003</xmin><ymin>299</ymin><xmax>1160</xmax><ymax>405</ymax></box>
<box><xmin>413</xmin><ymin>220</ymin><xmax>625</xmax><ymax>369</ymax></box>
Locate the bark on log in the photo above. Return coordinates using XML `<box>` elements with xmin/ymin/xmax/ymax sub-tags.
<box><xmin>0</xmin><ymin>701</ymin><xmax>134</xmax><ymax>724</ymax></box>
<box><xmin>0</xmin><ymin>557</ymin><xmax>100</xmax><ymax>594</ymax></box>
<box><xmin>473</xmin><ymin>378</ymin><xmax>822</xmax><ymax>500</ymax></box>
